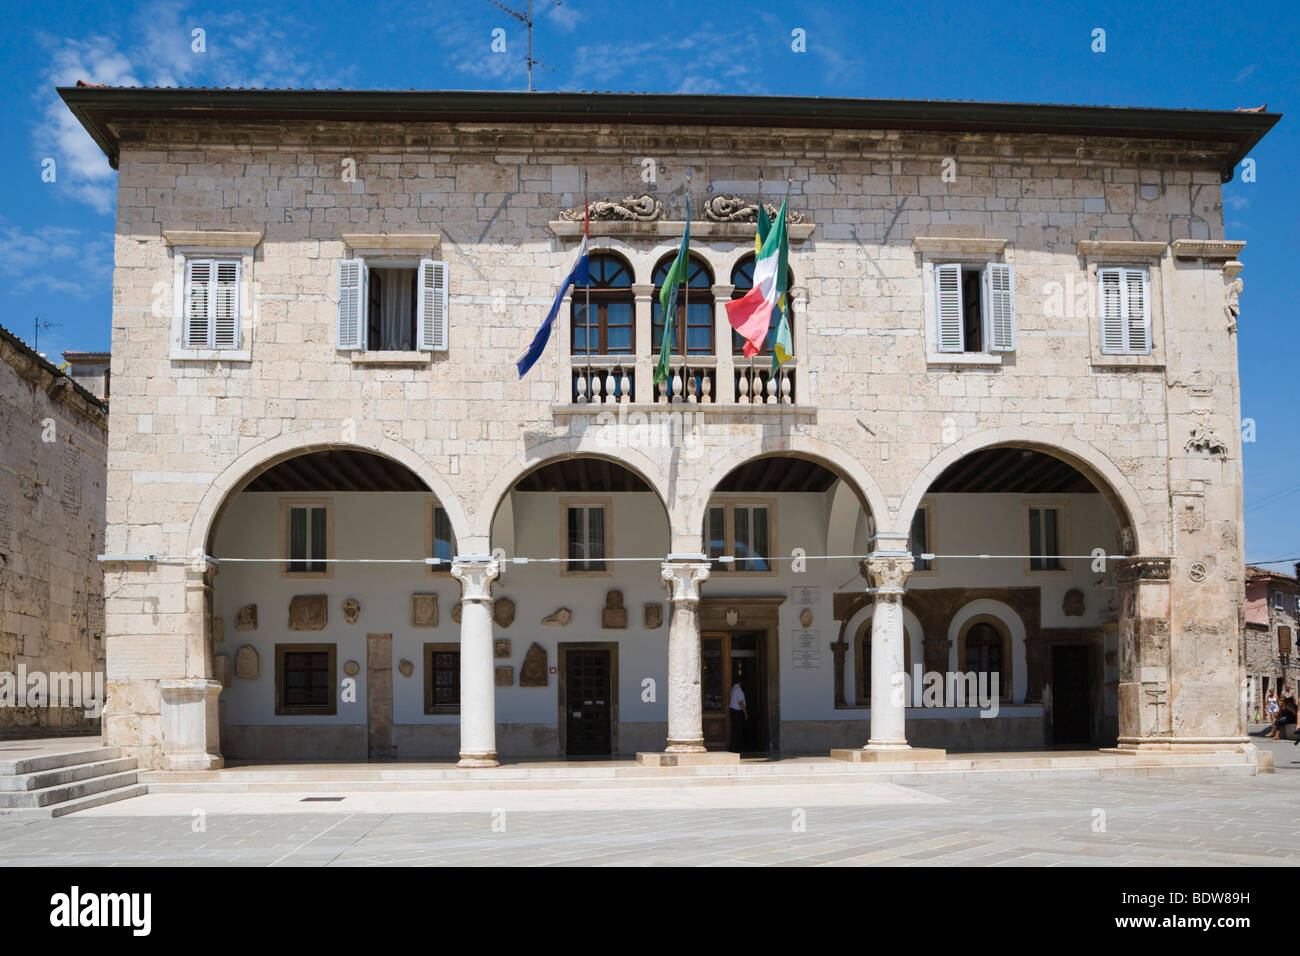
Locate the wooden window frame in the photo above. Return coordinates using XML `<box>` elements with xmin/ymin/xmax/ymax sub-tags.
<box><xmin>274</xmin><ymin>643</ymin><xmax>337</xmax><ymax>716</ymax></box>
<box><xmin>560</xmin><ymin>497</ymin><xmax>613</xmax><ymax>577</ymax></box>
<box><xmin>651</xmin><ymin>253</ymin><xmax>715</xmax><ymax>357</ymax></box>
<box><xmin>279</xmin><ymin>497</ymin><xmax>335</xmax><ymax>580</ymax></box>
<box><xmin>956</xmin><ymin>615</ymin><xmax>1013</xmax><ymax>702</ymax></box>
<box><xmin>1096</xmin><ymin>265</ymin><xmax>1153</xmax><ymax>356</ymax></box>
<box><xmin>423</xmin><ymin>643</ymin><xmax>461</xmax><ymax>714</ymax></box>
<box><xmin>705</xmin><ymin>498</ymin><xmax>778</xmax><ymax>577</ymax></box>
<box><xmin>1024</xmin><ymin>500</ymin><xmax>1070</xmax><ymax>575</ymax></box>
<box><xmin>570</xmin><ymin>253</ymin><xmax>635</xmax><ymax>357</ymax></box>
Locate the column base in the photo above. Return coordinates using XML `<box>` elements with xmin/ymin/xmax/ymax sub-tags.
<box><xmin>457</xmin><ymin>752</ymin><xmax>499</xmax><ymax>768</ymax></box>
<box><xmin>637</xmin><ymin>751</ymin><xmax>741</xmax><ymax>767</ymax></box>
<box><xmin>1113</xmin><ymin>736</ymin><xmax>1251</xmax><ymax>753</ymax></box>
<box><xmin>664</xmin><ymin>740</ymin><xmax>706</xmax><ymax>754</ymax></box>
<box><xmin>163</xmin><ymin>753</ymin><xmax>225</xmax><ymax>771</ymax></box>
<box><xmin>831</xmin><ymin>747</ymin><xmax>946</xmax><ymax>763</ymax></box>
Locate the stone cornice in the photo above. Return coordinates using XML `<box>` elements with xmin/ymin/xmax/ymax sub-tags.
<box><xmin>912</xmin><ymin>237</ymin><xmax>1007</xmax><ymax>255</ymax></box>
<box><xmin>1076</xmin><ymin>240</ymin><xmax>1167</xmax><ymax>259</ymax></box>
<box><xmin>1170</xmin><ymin>239</ymin><xmax>1247</xmax><ymax>259</ymax></box>
<box><xmin>548</xmin><ymin>220</ymin><xmax>815</xmax><ymax>243</ymax></box>
<box><xmin>163</xmin><ymin>230</ymin><xmax>262</xmax><ymax>249</ymax></box>
<box><xmin>340</xmin><ymin>233</ymin><xmax>442</xmax><ymax>254</ymax></box>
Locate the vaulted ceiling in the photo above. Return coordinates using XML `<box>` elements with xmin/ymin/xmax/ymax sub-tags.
<box><xmin>928</xmin><ymin>448</ymin><xmax>1098</xmax><ymax>494</ymax></box>
<box><xmin>243</xmin><ymin>450</ymin><xmax>429</xmax><ymax>492</ymax></box>
<box><xmin>513</xmin><ymin>459</ymin><xmax>651</xmax><ymax>493</ymax></box>
<box><xmin>714</xmin><ymin>456</ymin><xmax>840</xmax><ymax>493</ymax></box>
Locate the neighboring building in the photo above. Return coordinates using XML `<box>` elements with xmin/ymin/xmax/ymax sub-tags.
<box><xmin>59</xmin><ymin>86</ymin><xmax>1278</xmax><ymax>770</ymax></box>
<box><xmin>63</xmin><ymin>351</ymin><xmax>111</xmax><ymax>401</ymax></box>
<box><xmin>1244</xmin><ymin>565</ymin><xmax>1300</xmax><ymax>721</ymax></box>
<box><xmin>0</xmin><ymin>325</ymin><xmax>107</xmax><ymax>736</ymax></box>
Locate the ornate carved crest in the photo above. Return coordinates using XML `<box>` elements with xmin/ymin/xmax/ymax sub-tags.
<box><xmin>560</xmin><ymin>194</ymin><xmax>664</xmax><ymax>222</ymax></box>
<box><xmin>1184</xmin><ymin>419</ymin><xmax>1229</xmax><ymax>458</ymax></box>
<box><xmin>702</xmin><ymin>194</ymin><xmax>807</xmax><ymax>224</ymax></box>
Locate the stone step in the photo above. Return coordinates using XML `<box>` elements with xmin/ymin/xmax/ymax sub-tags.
<box><xmin>0</xmin><ymin>757</ymin><xmax>138</xmax><ymax>792</ymax></box>
<box><xmin>140</xmin><ymin>757</ymin><xmax>1257</xmax><ymax>793</ymax></box>
<box><xmin>0</xmin><ymin>746</ymin><xmax>121</xmax><ymax>777</ymax></box>
<box><xmin>0</xmin><ymin>770</ymin><xmax>140</xmax><ymax>809</ymax></box>
<box><xmin>0</xmin><ymin>784</ymin><xmax>150</xmax><ymax>819</ymax></box>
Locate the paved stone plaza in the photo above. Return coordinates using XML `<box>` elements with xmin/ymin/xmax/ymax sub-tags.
<box><xmin>1</xmin><ymin>736</ymin><xmax>1295</xmax><ymax>866</ymax></box>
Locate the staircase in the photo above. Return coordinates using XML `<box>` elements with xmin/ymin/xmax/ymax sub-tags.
<box><xmin>0</xmin><ymin>745</ymin><xmax>146</xmax><ymax>817</ymax></box>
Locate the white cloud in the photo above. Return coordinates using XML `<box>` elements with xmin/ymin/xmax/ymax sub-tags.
<box><xmin>0</xmin><ymin>221</ymin><xmax>113</xmax><ymax>299</ymax></box>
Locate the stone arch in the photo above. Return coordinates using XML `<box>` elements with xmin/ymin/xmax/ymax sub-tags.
<box><xmin>474</xmin><ymin>437</ymin><xmax>675</xmax><ymax>548</ymax></box>
<box><xmin>844</xmin><ymin>602</ymin><xmax>924</xmax><ymax>705</ymax></box>
<box><xmin>895</xmin><ymin>428</ymin><xmax>1157</xmax><ymax>556</ymax></box>
<box><xmin>686</xmin><ymin>435</ymin><xmax>890</xmax><ymax>555</ymax></box>
<box><xmin>948</xmin><ymin>599</ymin><xmax>1027</xmax><ymax>703</ymax></box>
<box><xmin>188</xmin><ymin>428</ymin><xmax>470</xmax><ymax>558</ymax></box>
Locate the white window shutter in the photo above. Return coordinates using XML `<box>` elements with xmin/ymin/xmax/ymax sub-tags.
<box><xmin>935</xmin><ymin>263</ymin><xmax>963</xmax><ymax>352</ymax></box>
<box><xmin>337</xmin><ymin>259</ymin><xmax>366</xmax><ymax>350</ymax></box>
<box><xmin>418</xmin><ymin>259</ymin><xmax>448</xmax><ymax>351</ymax></box>
<box><xmin>213</xmin><ymin>260</ymin><xmax>240</xmax><ymax>348</ymax></box>
<box><xmin>1125</xmin><ymin>268</ymin><xmax>1150</xmax><ymax>353</ymax></box>
<box><xmin>184</xmin><ymin>259</ymin><xmax>212</xmax><ymax>348</ymax></box>
<box><xmin>1098</xmin><ymin>268</ymin><xmax>1125</xmax><ymax>354</ymax></box>
<box><xmin>986</xmin><ymin>262</ymin><xmax>1016</xmax><ymax>351</ymax></box>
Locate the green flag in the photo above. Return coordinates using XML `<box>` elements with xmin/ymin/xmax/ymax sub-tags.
<box><xmin>771</xmin><ymin>200</ymin><xmax>793</xmax><ymax>372</ymax></box>
<box><xmin>654</xmin><ymin>196</ymin><xmax>691</xmax><ymax>385</ymax></box>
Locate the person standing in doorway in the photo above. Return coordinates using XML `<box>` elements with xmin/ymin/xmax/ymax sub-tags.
<box><xmin>729</xmin><ymin>679</ymin><xmax>748</xmax><ymax>753</ymax></box>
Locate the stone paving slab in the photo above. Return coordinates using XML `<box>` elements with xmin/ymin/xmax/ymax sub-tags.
<box><xmin>0</xmin><ymin>764</ymin><xmax>1296</xmax><ymax>866</ymax></box>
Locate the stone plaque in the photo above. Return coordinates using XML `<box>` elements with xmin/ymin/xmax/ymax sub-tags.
<box><xmin>542</xmin><ymin>607</ymin><xmax>571</xmax><ymax>626</ymax></box>
<box><xmin>494</xmin><ymin>639</ymin><xmax>511</xmax><ymax>659</ymax></box>
<box><xmin>792</xmin><ymin>629</ymin><xmax>820</xmax><ymax>668</ymax></box>
<box><xmin>520</xmin><ymin>643</ymin><xmax>548</xmax><ymax>687</ymax></box>
<box><xmin>412</xmin><ymin>593</ymin><xmax>439</xmax><ymax>627</ymax></box>
<box><xmin>493</xmin><ymin>597</ymin><xmax>516</xmax><ymax>628</ymax></box>
<box><xmin>1063</xmin><ymin>588</ymin><xmax>1085</xmax><ymax>617</ymax></box>
<box><xmin>643</xmin><ymin>602</ymin><xmax>663</xmax><ymax>629</ymax></box>
<box><xmin>343</xmin><ymin>660</ymin><xmax>360</xmax><ymax>677</ymax></box>
<box><xmin>288</xmin><ymin>595</ymin><xmax>328</xmax><ymax>631</ymax></box>
<box><xmin>343</xmin><ymin>598</ymin><xmax>361</xmax><ymax>625</ymax></box>
<box><xmin>602</xmin><ymin>590</ymin><xmax>628</xmax><ymax>629</ymax></box>
<box><xmin>235</xmin><ymin>645</ymin><xmax>259</xmax><ymax>680</ymax></box>
<box><xmin>236</xmin><ymin>604</ymin><xmax>257</xmax><ymax>631</ymax></box>
<box><xmin>495</xmin><ymin>666</ymin><xmax>514</xmax><ymax>687</ymax></box>
<box><xmin>398</xmin><ymin>659</ymin><xmax>414</xmax><ymax>678</ymax></box>
<box><xmin>793</xmin><ymin>586</ymin><xmax>821</xmax><ymax>606</ymax></box>
<box><xmin>213</xmin><ymin>653</ymin><xmax>230</xmax><ymax>689</ymax></box>
<box><xmin>214</xmin><ymin>616</ymin><xmax>225</xmax><ymax>644</ymax></box>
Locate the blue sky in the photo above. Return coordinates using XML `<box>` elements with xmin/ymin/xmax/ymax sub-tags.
<box><xmin>3</xmin><ymin>0</ymin><xmax>1297</xmax><ymax>564</ymax></box>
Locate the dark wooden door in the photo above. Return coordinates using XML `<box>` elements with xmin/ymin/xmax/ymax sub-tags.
<box><xmin>565</xmin><ymin>649</ymin><xmax>612</xmax><ymax>755</ymax></box>
<box><xmin>1051</xmin><ymin>645</ymin><xmax>1092</xmax><ymax>745</ymax></box>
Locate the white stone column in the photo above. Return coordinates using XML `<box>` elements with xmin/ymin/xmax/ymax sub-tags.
<box><xmin>866</xmin><ymin>554</ymin><xmax>914</xmax><ymax>750</ymax></box>
<box><xmin>452</xmin><ymin>556</ymin><xmax>501</xmax><ymax>768</ymax></box>
<box><xmin>159</xmin><ymin>679</ymin><xmax>224</xmax><ymax>771</ymax></box>
<box><xmin>660</xmin><ymin>557</ymin><xmax>712</xmax><ymax>752</ymax></box>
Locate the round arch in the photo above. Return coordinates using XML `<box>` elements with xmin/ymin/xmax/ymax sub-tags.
<box><xmin>894</xmin><ymin>428</ymin><xmax>1157</xmax><ymax>556</ymax></box>
<box><xmin>686</xmin><ymin>435</ymin><xmax>890</xmax><ymax>554</ymax></box>
<box><xmin>948</xmin><ymin>599</ymin><xmax>1027</xmax><ymax>703</ymax></box>
<box><xmin>188</xmin><ymin>429</ymin><xmax>471</xmax><ymax>558</ymax></box>
<box><xmin>843</xmin><ymin>602</ymin><xmax>924</xmax><ymax>705</ymax></box>
<box><xmin>474</xmin><ymin>438</ymin><xmax>676</xmax><ymax>547</ymax></box>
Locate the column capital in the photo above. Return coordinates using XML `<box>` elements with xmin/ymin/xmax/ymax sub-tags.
<box><xmin>661</xmin><ymin>559</ymin><xmax>711</xmax><ymax>603</ymax></box>
<box><xmin>864</xmin><ymin>553</ymin><xmax>914</xmax><ymax>592</ymax></box>
<box><xmin>451</xmin><ymin>556</ymin><xmax>500</xmax><ymax>602</ymax></box>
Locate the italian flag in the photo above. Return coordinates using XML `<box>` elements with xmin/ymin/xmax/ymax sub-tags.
<box><xmin>727</xmin><ymin>198</ymin><xmax>789</xmax><ymax>358</ymax></box>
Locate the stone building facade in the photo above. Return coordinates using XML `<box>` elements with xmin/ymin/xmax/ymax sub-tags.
<box><xmin>0</xmin><ymin>325</ymin><xmax>107</xmax><ymax>736</ymax></box>
<box><xmin>60</xmin><ymin>88</ymin><xmax>1278</xmax><ymax>770</ymax></box>
<box><xmin>1244</xmin><ymin>565</ymin><xmax>1300</xmax><ymax>720</ymax></box>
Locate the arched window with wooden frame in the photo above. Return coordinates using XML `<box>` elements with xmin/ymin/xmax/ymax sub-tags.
<box><xmin>957</xmin><ymin>615</ymin><xmax>1013</xmax><ymax>701</ymax></box>
<box><xmin>650</xmin><ymin>253</ymin><xmax>714</xmax><ymax>357</ymax></box>
<box><xmin>571</xmin><ymin>252</ymin><xmax>634</xmax><ymax>356</ymax></box>
<box><xmin>729</xmin><ymin>254</ymin><xmax>795</xmax><ymax>355</ymax></box>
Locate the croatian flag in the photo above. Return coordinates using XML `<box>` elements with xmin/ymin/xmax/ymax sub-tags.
<box><xmin>517</xmin><ymin>208</ymin><xmax>590</xmax><ymax>378</ymax></box>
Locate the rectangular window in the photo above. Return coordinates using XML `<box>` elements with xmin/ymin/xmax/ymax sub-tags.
<box><xmin>275</xmin><ymin>644</ymin><xmax>336</xmax><ymax>716</ymax></box>
<box><xmin>424</xmin><ymin>644</ymin><xmax>460</xmax><ymax>713</ymax></box>
<box><xmin>1029</xmin><ymin>506</ymin><xmax>1063</xmax><ymax>571</ymax></box>
<box><xmin>909</xmin><ymin>506</ymin><xmax>931</xmax><ymax>572</ymax></box>
<box><xmin>337</xmin><ymin>259</ymin><xmax>447</xmax><ymax>352</ymax></box>
<box><xmin>1275</xmin><ymin>592</ymin><xmax>1286</xmax><ymax>611</ymax></box>
<box><xmin>566</xmin><ymin>505</ymin><xmax>607</xmax><ymax>572</ymax></box>
<box><xmin>704</xmin><ymin>502</ymin><xmax>774</xmax><ymax>573</ymax></box>
<box><xmin>286</xmin><ymin>504</ymin><xmax>328</xmax><ymax>574</ymax></box>
<box><xmin>1098</xmin><ymin>266</ymin><xmax>1151</xmax><ymax>355</ymax></box>
<box><xmin>432</xmin><ymin>505</ymin><xmax>456</xmax><ymax>568</ymax></box>
<box><xmin>184</xmin><ymin>257</ymin><xmax>241</xmax><ymax>349</ymax></box>
<box><xmin>935</xmin><ymin>262</ymin><xmax>1015</xmax><ymax>354</ymax></box>
<box><xmin>1280</xmin><ymin>626</ymin><xmax>1294</xmax><ymax>657</ymax></box>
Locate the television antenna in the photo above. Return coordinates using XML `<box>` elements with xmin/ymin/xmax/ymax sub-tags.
<box><xmin>481</xmin><ymin>0</ymin><xmax>562</xmax><ymax>91</ymax></box>
<box><xmin>33</xmin><ymin>315</ymin><xmax>61</xmax><ymax>353</ymax></box>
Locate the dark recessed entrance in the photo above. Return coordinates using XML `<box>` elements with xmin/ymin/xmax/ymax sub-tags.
<box><xmin>1051</xmin><ymin>645</ymin><xmax>1093</xmax><ymax>745</ymax></box>
<box><xmin>561</xmin><ymin>645</ymin><xmax>613</xmax><ymax>756</ymax></box>
<box><xmin>702</xmin><ymin>631</ymin><xmax>767</xmax><ymax>753</ymax></box>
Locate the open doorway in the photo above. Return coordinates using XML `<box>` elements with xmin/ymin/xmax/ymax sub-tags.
<box><xmin>702</xmin><ymin>631</ymin><xmax>767</xmax><ymax>753</ymax></box>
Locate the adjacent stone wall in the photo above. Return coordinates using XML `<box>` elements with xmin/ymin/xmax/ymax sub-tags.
<box><xmin>0</xmin><ymin>330</ymin><xmax>107</xmax><ymax>737</ymax></box>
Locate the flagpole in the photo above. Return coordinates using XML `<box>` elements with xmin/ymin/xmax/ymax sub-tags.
<box><xmin>583</xmin><ymin>168</ymin><xmax>592</xmax><ymax>403</ymax></box>
<box><xmin>779</xmin><ymin>174</ymin><xmax>793</xmax><ymax>403</ymax></box>
<box><xmin>682</xmin><ymin>168</ymin><xmax>690</xmax><ymax>404</ymax></box>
